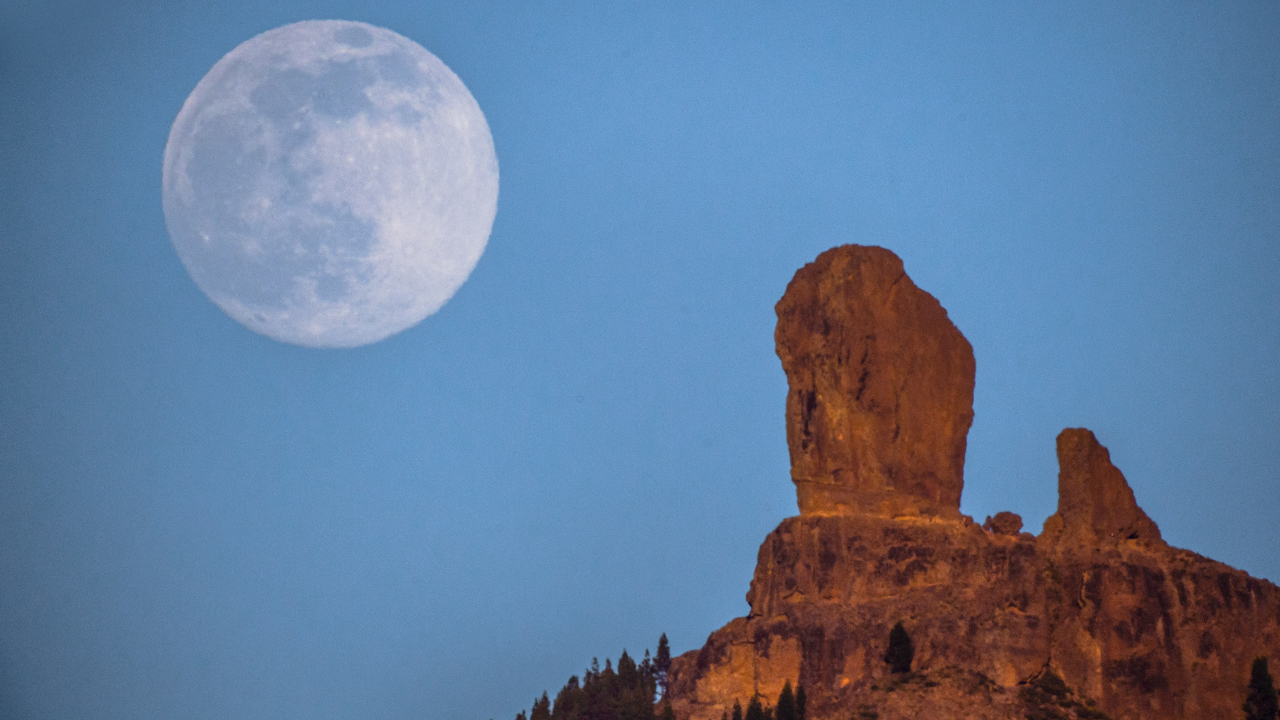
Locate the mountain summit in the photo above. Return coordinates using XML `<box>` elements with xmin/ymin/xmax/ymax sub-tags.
<box><xmin>667</xmin><ymin>245</ymin><xmax>1280</xmax><ymax>720</ymax></box>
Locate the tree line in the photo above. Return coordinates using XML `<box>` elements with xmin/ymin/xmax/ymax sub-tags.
<box><xmin>508</xmin><ymin>631</ymin><xmax>815</xmax><ymax>720</ymax></box>
<box><xmin>512</xmin><ymin>634</ymin><xmax>674</xmax><ymax>720</ymax></box>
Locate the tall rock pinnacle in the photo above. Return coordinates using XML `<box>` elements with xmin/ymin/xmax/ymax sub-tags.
<box><xmin>774</xmin><ymin>245</ymin><xmax>975</xmax><ymax>517</ymax></box>
<box><xmin>1042</xmin><ymin>428</ymin><xmax>1163</xmax><ymax>547</ymax></box>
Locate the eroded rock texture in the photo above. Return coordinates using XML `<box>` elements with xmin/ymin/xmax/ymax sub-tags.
<box><xmin>670</xmin><ymin>452</ymin><xmax>1280</xmax><ymax>720</ymax></box>
<box><xmin>667</xmin><ymin>247</ymin><xmax>1280</xmax><ymax>720</ymax></box>
<box><xmin>775</xmin><ymin>245</ymin><xmax>975</xmax><ymax>518</ymax></box>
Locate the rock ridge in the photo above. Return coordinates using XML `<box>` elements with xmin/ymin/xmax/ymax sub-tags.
<box><xmin>668</xmin><ymin>245</ymin><xmax>1280</xmax><ymax>720</ymax></box>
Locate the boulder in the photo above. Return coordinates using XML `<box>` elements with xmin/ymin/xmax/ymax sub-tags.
<box><xmin>983</xmin><ymin>511</ymin><xmax>1024</xmax><ymax>536</ymax></box>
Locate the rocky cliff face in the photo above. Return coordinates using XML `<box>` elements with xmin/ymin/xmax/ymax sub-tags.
<box><xmin>668</xmin><ymin>245</ymin><xmax>1280</xmax><ymax>720</ymax></box>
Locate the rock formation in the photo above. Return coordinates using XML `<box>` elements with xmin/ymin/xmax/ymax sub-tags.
<box><xmin>983</xmin><ymin>511</ymin><xmax>1023</xmax><ymax>536</ymax></box>
<box><xmin>668</xmin><ymin>245</ymin><xmax>1280</xmax><ymax>720</ymax></box>
<box><xmin>775</xmin><ymin>246</ymin><xmax>974</xmax><ymax>518</ymax></box>
<box><xmin>1042</xmin><ymin>428</ymin><xmax>1163</xmax><ymax>548</ymax></box>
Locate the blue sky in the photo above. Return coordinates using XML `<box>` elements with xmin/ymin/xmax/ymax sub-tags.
<box><xmin>2</xmin><ymin>2</ymin><xmax>1278</xmax><ymax>719</ymax></box>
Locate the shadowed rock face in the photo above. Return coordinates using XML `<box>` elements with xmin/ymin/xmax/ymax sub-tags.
<box><xmin>667</xmin><ymin>247</ymin><xmax>1280</xmax><ymax>720</ymax></box>
<box><xmin>775</xmin><ymin>245</ymin><xmax>975</xmax><ymax>518</ymax></box>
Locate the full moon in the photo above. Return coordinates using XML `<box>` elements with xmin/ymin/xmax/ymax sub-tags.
<box><xmin>162</xmin><ymin>20</ymin><xmax>498</xmax><ymax>348</ymax></box>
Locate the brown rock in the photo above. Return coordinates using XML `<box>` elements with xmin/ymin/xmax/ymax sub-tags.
<box><xmin>775</xmin><ymin>245</ymin><xmax>975</xmax><ymax>518</ymax></box>
<box><xmin>670</xmin><ymin>493</ymin><xmax>1280</xmax><ymax>720</ymax></box>
<box><xmin>666</xmin><ymin>247</ymin><xmax>1280</xmax><ymax>720</ymax></box>
<box><xmin>1041</xmin><ymin>428</ymin><xmax>1163</xmax><ymax>547</ymax></box>
<box><xmin>983</xmin><ymin>511</ymin><xmax>1024</xmax><ymax>536</ymax></box>
<box><xmin>668</xmin><ymin>513</ymin><xmax>1054</xmax><ymax>720</ymax></box>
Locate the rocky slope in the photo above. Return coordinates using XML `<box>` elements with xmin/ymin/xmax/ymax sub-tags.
<box><xmin>668</xmin><ymin>245</ymin><xmax>1280</xmax><ymax>720</ymax></box>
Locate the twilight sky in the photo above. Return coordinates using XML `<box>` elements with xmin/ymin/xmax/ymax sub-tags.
<box><xmin>1</xmin><ymin>3</ymin><xmax>1278</xmax><ymax>720</ymax></box>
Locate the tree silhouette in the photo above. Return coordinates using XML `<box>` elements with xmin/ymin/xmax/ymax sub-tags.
<box><xmin>531</xmin><ymin>693</ymin><xmax>551</xmax><ymax>720</ymax></box>
<box><xmin>656</xmin><ymin>633</ymin><xmax>672</xmax><ymax>698</ymax></box>
<box><xmin>550</xmin><ymin>676</ymin><xmax>580</xmax><ymax>720</ymax></box>
<box><xmin>731</xmin><ymin>699</ymin><xmax>743</xmax><ymax>720</ymax></box>
<box><xmin>775</xmin><ymin>681</ymin><xmax>797</xmax><ymax>720</ymax></box>
<box><xmin>884</xmin><ymin>621</ymin><xmax>914</xmax><ymax>674</ymax></box>
<box><xmin>516</xmin><ymin>644</ymin><xmax>662</xmax><ymax>720</ymax></box>
<box><xmin>744</xmin><ymin>696</ymin><xmax>765</xmax><ymax>720</ymax></box>
<box><xmin>795</xmin><ymin>685</ymin><xmax>806</xmax><ymax>720</ymax></box>
<box><xmin>1245</xmin><ymin>657</ymin><xmax>1280</xmax><ymax>720</ymax></box>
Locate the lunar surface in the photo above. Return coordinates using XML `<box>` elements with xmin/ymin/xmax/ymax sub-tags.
<box><xmin>162</xmin><ymin>20</ymin><xmax>498</xmax><ymax>348</ymax></box>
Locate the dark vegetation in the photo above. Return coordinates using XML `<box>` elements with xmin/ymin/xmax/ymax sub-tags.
<box><xmin>512</xmin><ymin>635</ymin><xmax>673</xmax><ymax>720</ymax></box>
<box><xmin>1018</xmin><ymin>669</ymin><xmax>1111</xmax><ymax>720</ymax></box>
<box><xmin>883</xmin><ymin>622</ymin><xmax>914</xmax><ymax>674</ymax></box>
<box><xmin>720</xmin><ymin>681</ymin><xmax>807</xmax><ymax>720</ymax></box>
<box><xmin>510</xmin><ymin>633</ymin><xmax>808</xmax><ymax>720</ymax></box>
<box><xmin>1245</xmin><ymin>657</ymin><xmax>1279</xmax><ymax>720</ymax></box>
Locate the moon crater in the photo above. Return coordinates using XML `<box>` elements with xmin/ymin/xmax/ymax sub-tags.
<box><xmin>163</xmin><ymin>20</ymin><xmax>498</xmax><ymax>348</ymax></box>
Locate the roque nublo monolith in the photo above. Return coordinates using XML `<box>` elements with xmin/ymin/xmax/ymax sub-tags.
<box><xmin>775</xmin><ymin>245</ymin><xmax>974</xmax><ymax>518</ymax></box>
<box><xmin>667</xmin><ymin>245</ymin><xmax>1280</xmax><ymax>720</ymax></box>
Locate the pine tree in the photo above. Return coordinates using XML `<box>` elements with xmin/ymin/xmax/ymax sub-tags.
<box><xmin>551</xmin><ymin>675</ymin><xmax>581</xmax><ymax>720</ymax></box>
<box><xmin>775</xmin><ymin>681</ymin><xmax>798</xmax><ymax>720</ymax></box>
<box><xmin>580</xmin><ymin>660</ymin><xmax>612</xmax><ymax>720</ymax></box>
<box><xmin>731</xmin><ymin>699</ymin><xmax>743</xmax><ymax>720</ymax></box>
<box><xmin>618</xmin><ymin>651</ymin><xmax>638</xmax><ymax>684</ymax></box>
<box><xmin>531</xmin><ymin>692</ymin><xmax>551</xmax><ymax>720</ymax></box>
<box><xmin>795</xmin><ymin>685</ymin><xmax>806</xmax><ymax>720</ymax></box>
<box><xmin>656</xmin><ymin>633</ymin><xmax>672</xmax><ymax>698</ymax></box>
<box><xmin>744</xmin><ymin>696</ymin><xmax>765</xmax><ymax>720</ymax></box>
<box><xmin>1245</xmin><ymin>657</ymin><xmax>1280</xmax><ymax>720</ymax></box>
<box><xmin>617</xmin><ymin>650</ymin><xmax>657</xmax><ymax>720</ymax></box>
<box><xmin>884</xmin><ymin>621</ymin><xmax>914</xmax><ymax>674</ymax></box>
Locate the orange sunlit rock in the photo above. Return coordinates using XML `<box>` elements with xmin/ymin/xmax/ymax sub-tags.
<box><xmin>775</xmin><ymin>245</ymin><xmax>974</xmax><ymax>518</ymax></box>
<box><xmin>668</xmin><ymin>246</ymin><xmax>1280</xmax><ymax>720</ymax></box>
